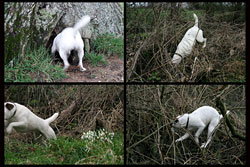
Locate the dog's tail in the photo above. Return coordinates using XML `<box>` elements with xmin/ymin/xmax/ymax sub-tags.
<box><xmin>193</xmin><ymin>13</ymin><xmax>198</xmax><ymax>27</ymax></box>
<box><xmin>73</xmin><ymin>15</ymin><xmax>91</xmax><ymax>34</ymax></box>
<box><xmin>45</xmin><ymin>113</ymin><xmax>59</xmax><ymax>124</ymax></box>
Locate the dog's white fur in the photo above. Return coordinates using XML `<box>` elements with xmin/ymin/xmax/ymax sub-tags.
<box><xmin>171</xmin><ymin>106</ymin><xmax>230</xmax><ymax>148</ymax></box>
<box><xmin>51</xmin><ymin>15</ymin><xmax>91</xmax><ymax>71</ymax></box>
<box><xmin>4</xmin><ymin>102</ymin><xmax>59</xmax><ymax>140</ymax></box>
<box><xmin>172</xmin><ymin>13</ymin><xmax>207</xmax><ymax>64</ymax></box>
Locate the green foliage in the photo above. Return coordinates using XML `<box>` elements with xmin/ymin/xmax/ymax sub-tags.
<box><xmin>92</xmin><ymin>33</ymin><xmax>124</xmax><ymax>58</ymax></box>
<box><xmin>4</xmin><ymin>46</ymin><xmax>67</xmax><ymax>82</ymax></box>
<box><xmin>85</xmin><ymin>33</ymin><xmax>123</xmax><ymax>66</ymax></box>
<box><xmin>192</xmin><ymin>2</ymin><xmax>245</xmax><ymax>23</ymax></box>
<box><xmin>120</xmin><ymin>3</ymin><xmax>124</xmax><ymax>9</ymax></box>
<box><xmin>5</xmin><ymin>131</ymin><xmax>124</xmax><ymax>165</ymax></box>
<box><xmin>85</xmin><ymin>52</ymin><xmax>108</xmax><ymax>67</ymax></box>
<box><xmin>148</xmin><ymin>72</ymin><xmax>161</xmax><ymax>81</ymax></box>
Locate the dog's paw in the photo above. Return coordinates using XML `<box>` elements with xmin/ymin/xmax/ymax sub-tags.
<box><xmin>175</xmin><ymin>139</ymin><xmax>181</xmax><ymax>143</ymax></box>
<box><xmin>63</xmin><ymin>66</ymin><xmax>69</xmax><ymax>72</ymax></box>
<box><xmin>200</xmin><ymin>143</ymin><xmax>207</xmax><ymax>148</ymax></box>
<box><xmin>6</xmin><ymin>127</ymin><xmax>12</xmax><ymax>134</ymax></box>
<box><xmin>202</xmin><ymin>39</ymin><xmax>207</xmax><ymax>48</ymax></box>
<box><xmin>80</xmin><ymin>67</ymin><xmax>86</xmax><ymax>72</ymax></box>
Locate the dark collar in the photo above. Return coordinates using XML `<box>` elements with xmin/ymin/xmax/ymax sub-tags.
<box><xmin>6</xmin><ymin>103</ymin><xmax>17</xmax><ymax>120</ymax></box>
<box><xmin>185</xmin><ymin>116</ymin><xmax>189</xmax><ymax>129</ymax></box>
<box><xmin>174</xmin><ymin>52</ymin><xmax>183</xmax><ymax>58</ymax></box>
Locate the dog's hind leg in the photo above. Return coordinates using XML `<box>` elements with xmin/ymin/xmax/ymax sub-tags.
<box><xmin>41</xmin><ymin>127</ymin><xmax>56</xmax><ymax>139</ymax></box>
<box><xmin>202</xmin><ymin>38</ymin><xmax>207</xmax><ymax>48</ymax></box>
<box><xmin>59</xmin><ymin>50</ymin><xmax>70</xmax><ymax>71</ymax></box>
<box><xmin>77</xmin><ymin>48</ymin><xmax>86</xmax><ymax>72</ymax></box>
<box><xmin>196</xmin><ymin>30</ymin><xmax>207</xmax><ymax>48</ymax></box>
<box><xmin>201</xmin><ymin>120</ymin><xmax>219</xmax><ymax>148</ymax></box>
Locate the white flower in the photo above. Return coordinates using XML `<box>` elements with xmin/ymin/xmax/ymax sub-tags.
<box><xmin>81</xmin><ymin>129</ymin><xmax>115</xmax><ymax>143</ymax></box>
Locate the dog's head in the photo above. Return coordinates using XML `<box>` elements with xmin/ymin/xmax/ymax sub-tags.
<box><xmin>4</xmin><ymin>102</ymin><xmax>17</xmax><ymax>120</ymax></box>
<box><xmin>172</xmin><ymin>114</ymin><xmax>188</xmax><ymax>128</ymax></box>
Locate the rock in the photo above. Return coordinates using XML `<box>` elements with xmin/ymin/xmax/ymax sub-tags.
<box><xmin>4</xmin><ymin>2</ymin><xmax>124</xmax><ymax>56</ymax></box>
<box><xmin>84</xmin><ymin>39</ymin><xmax>90</xmax><ymax>53</ymax></box>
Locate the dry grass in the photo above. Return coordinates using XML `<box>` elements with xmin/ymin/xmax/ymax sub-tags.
<box><xmin>126</xmin><ymin>85</ymin><xmax>245</xmax><ymax>165</ymax></box>
<box><xmin>126</xmin><ymin>6</ymin><xmax>245</xmax><ymax>82</ymax></box>
<box><xmin>4</xmin><ymin>85</ymin><xmax>124</xmax><ymax>141</ymax></box>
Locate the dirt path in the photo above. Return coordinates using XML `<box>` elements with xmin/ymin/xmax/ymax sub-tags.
<box><xmin>58</xmin><ymin>56</ymin><xmax>124</xmax><ymax>82</ymax></box>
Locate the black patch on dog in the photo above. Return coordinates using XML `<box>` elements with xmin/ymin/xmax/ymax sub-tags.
<box><xmin>6</xmin><ymin>103</ymin><xmax>14</xmax><ymax>110</ymax></box>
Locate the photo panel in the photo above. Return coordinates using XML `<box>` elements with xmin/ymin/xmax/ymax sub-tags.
<box><xmin>4</xmin><ymin>85</ymin><xmax>124</xmax><ymax>165</ymax></box>
<box><xmin>126</xmin><ymin>84</ymin><xmax>246</xmax><ymax>165</ymax></box>
<box><xmin>4</xmin><ymin>2</ymin><xmax>124</xmax><ymax>83</ymax></box>
<box><xmin>126</xmin><ymin>2</ymin><xmax>245</xmax><ymax>82</ymax></box>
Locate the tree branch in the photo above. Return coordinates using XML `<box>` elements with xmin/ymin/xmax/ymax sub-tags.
<box><xmin>216</xmin><ymin>97</ymin><xmax>245</xmax><ymax>141</ymax></box>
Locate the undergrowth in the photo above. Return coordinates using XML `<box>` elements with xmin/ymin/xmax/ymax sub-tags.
<box><xmin>85</xmin><ymin>53</ymin><xmax>108</xmax><ymax>67</ymax></box>
<box><xmin>4</xmin><ymin>46</ymin><xmax>67</xmax><ymax>82</ymax></box>
<box><xmin>92</xmin><ymin>33</ymin><xmax>124</xmax><ymax>58</ymax></box>
<box><xmin>5</xmin><ymin>130</ymin><xmax>123</xmax><ymax>165</ymax></box>
<box><xmin>126</xmin><ymin>3</ymin><xmax>245</xmax><ymax>82</ymax></box>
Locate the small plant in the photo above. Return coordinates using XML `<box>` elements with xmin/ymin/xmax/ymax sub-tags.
<box><xmin>85</xmin><ymin>52</ymin><xmax>108</xmax><ymax>66</ymax></box>
<box><xmin>148</xmin><ymin>72</ymin><xmax>161</xmax><ymax>81</ymax></box>
<box><xmin>81</xmin><ymin>129</ymin><xmax>115</xmax><ymax>143</ymax></box>
<box><xmin>92</xmin><ymin>33</ymin><xmax>124</xmax><ymax>58</ymax></box>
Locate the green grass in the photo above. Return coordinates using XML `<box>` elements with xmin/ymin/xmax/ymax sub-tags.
<box><xmin>4</xmin><ymin>46</ymin><xmax>67</xmax><ymax>82</ymax></box>
<box><xmin>120</xmin><ymin>3</ymin><xmax>124</xmax><ymax>9</ymax></box>
<box><xmin>85</xmin><ymin>52</ymin><xmax>108</xmax><ymax>67</ymax></box>
<box><xmin>148</xmin><ymin>72</ymin><xmax>161</xmax><ymax>82</ymax></box>
<box><xmin>4</xmin><ymin>33</ymin><xmax>123</xmax><ymax>82</ymax></box>
<box><xmin>93</xmin><ymin>33</ymin><xmax>124</xmax><ymax>58</ymax></box>
<box><xmin>5</xmin><ymin>131</ymin><xmax>124</xmax><ymax>165</ymax></box>
<box><xmin>85</xmin><ymin>33</ymin><xmax>124</xmax><ymax>67</ymax></box>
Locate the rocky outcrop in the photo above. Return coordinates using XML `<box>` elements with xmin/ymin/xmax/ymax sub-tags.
<box><xmin>4</xmin><ymin>2</ymin><xmax>124</xmax><ymax>64</ymax></box>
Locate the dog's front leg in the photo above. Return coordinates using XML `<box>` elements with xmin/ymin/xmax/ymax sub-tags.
<box><xmin>176</xmin><ymin>132</ymin><xmax>190</xmax><ymax>142</ymax></box>
<box><xmin>194</xmin><ymin>126</ymin><xmax>206</xmax><ymax>145</ymax></box>
<box><xmin>6</xmin><ymin>121</ymin><xmax>26</xmax><ymax>134</ymax></box>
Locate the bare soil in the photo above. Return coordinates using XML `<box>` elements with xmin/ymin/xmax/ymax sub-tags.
<box><xmin>57</xmin><ymin>56</ymin><xmax>124</xmax><ymax>82</ymax></box>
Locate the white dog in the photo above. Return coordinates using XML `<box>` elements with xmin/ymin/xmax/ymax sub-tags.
<box><xmin>171</xmin><ymin>106</ymin><xmax>230</xmax><ymax>148</ymax></box>
<box><xmin>172</xmin><ymin>13</ymin><xmax>207</xmax><ymax>64</ymax></box>
<box><xmin>4</xmin><ymin>102</ymin><xmax>59</xmax><ymax>140</ymax></box>
<box><xmin>51</xmin><ymin>15</ymin><xmax>91</xmax><ymax>71</ymax></box>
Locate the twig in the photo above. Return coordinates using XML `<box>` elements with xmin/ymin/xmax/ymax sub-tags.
<box><xmin>190</xmin><ymin>57</ymin><xmax>198</xmax><ymax>80</ymax></box>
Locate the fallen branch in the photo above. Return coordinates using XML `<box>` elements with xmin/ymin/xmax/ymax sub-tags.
<box><xmin>216</xmin><ymin>97</ymin><xmax>245</xmax><ymax>141</ymax></box>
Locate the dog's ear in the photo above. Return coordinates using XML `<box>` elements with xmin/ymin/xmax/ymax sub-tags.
<box><xmin>174</xmin><ymin>119</ymin><xmax>179</xmax><ymax>123</ymax></box>
<box><xmin>5</xmin><ymin>103</ymin><xmax>14</xmax><ymax>110</ymax></box>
